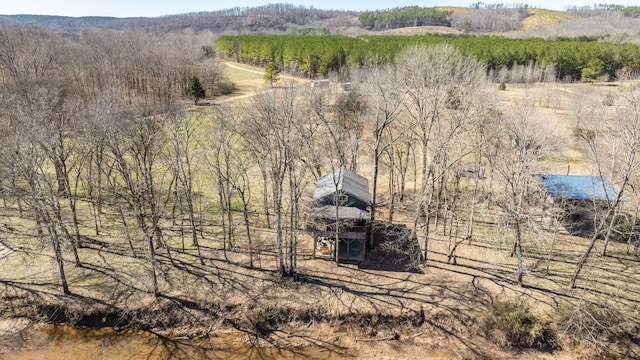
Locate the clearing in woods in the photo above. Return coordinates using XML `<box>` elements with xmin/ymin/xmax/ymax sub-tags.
<box><xmin>0</xmin><ymin>64</ymin><xmax>638</xmax><ymax>360</ymax></box>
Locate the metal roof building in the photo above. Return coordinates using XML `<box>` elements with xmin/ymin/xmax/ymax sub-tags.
<box><xmin>309</xmin><ymin>167</ymin><xmax>370</xmax><ymax>262</ymax></box>
<box><xmin>539</xmin><ymin>174</ymin><xmax>621</xmax><ymax>202</ymax></box>
<box><xmin>313</xmin><ymin>167</ymin><xmax>370</xmax><ymax>211</ymax></box>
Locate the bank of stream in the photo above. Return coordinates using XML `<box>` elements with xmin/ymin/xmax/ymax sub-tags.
<box><xmin>1</xmin><ymin>324</ymin><xmax>354</xmax><ymax>360</ymax></box>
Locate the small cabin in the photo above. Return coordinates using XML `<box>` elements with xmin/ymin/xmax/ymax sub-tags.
<box><xmin>308</xmin><ymin>167</ymin><xmax>370</xmax><ymax>262</ymax></box>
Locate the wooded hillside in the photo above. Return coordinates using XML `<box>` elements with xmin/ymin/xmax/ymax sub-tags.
<box><xmin>217</xmin><ymin>33</ymin><xmax>640</xmax><ymax>81</ymax></box>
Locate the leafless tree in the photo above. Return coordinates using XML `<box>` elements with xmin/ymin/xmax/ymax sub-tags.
<box><xmin>165</xmin><ymin>110</ymin><xmax>205</xmax><ymax>263</ymax></box>
<box><xmin>355</xmin><ymin>64</ymin><xmax>405</xmax><ymax>222</ymax></box>
<box><xmin>243</xmin><ymin>85</ymin><xmax>314</xmax><ymax>277</ymax></box>
<box><xmin>0</xmin><ymin>24</ymin><xmax>65</xmax><ymax>84</ymax></box>
<box><xmin>570</xmin><ymin>83</ymin><xmax>640</xmax><ymax>287</ymax></box>
<box><xmin>489</xmin><ymin>102</ymin><xmax>557</xmax><ymax>285</ymax></box>
<box><xmin>309</xmin><ymin>86</ymin><xmax>352</xmax><ymax>265</ymax></box>
<box><xmin>206</xmin><ymin>106</ymin><xmax>237</xmax><ymax>263</ymax></box>
<box><xmin>90</xmin><ymin>95</ymin><xmax>169</xmax><ymax>296</ymax></box>
<box><xmin>395</xmin><ymin>44</ymin><xmax>488</xmax><ymax>264</ymax></box>
<box><xmin>0</xmin><ymin>82</ymin><xmax>83</xmax><ymax>294</ymax></box>
<box><xmin>451</xmin><ymin>7</ymin><xmax>529</xmax><ymax>33</ymax></box>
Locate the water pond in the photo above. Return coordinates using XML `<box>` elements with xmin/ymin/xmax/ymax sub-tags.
<box><xmin>1</xmin><ymin>324</ymin><xmax>352</xmax><ymax>360</ymax></box>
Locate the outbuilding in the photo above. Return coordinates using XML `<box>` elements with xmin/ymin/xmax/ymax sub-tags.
<box><xmin>539</xmin><ymin>174</ymin><xmax>623</xmax><ymax>236</ymax></box>
<box><xmin>308</xmin><ymin>167</ymin><xmax>370</xmax><ymax>262</ymax></box>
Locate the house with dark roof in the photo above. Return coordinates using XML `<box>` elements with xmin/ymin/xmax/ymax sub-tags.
<box><xmin>308</xmin><ymin>167</ymin><xmax>370</xmax><ymax>262</ymax></box>
<box><xmin>312</xmin><ymin>167</ymin><xmax>370</xmax><ymax>211</ymax></box>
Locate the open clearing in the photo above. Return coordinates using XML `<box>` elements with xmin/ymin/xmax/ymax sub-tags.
<box><xmin>1</xmin><ymin>65</ymin><xmax>639</xmax><ymax>359</ymax></box>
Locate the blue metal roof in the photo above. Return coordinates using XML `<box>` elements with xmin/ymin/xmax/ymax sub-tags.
<box><xmin>539</xmin><ymin>174</ymin><xmax>621</xmax><ymax>201</ymax></box>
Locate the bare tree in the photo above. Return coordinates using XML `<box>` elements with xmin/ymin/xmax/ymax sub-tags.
<box><xmin>0</xmin><ymin>24</ymin><xmax>65</xmax><ymax>84</ymax></box>
<box><xmin>207</xmin><ymin>106</ymin><xmax>240</xmax><ymax>263</ymax></box>
<box><xmin>90</xmin><ymin>96</ymin><xmax>169</xmax><ymax>296</ymax></box>
<box><xmin>395</xmin><ymin>44</ymin><xmax>488</xmax><ymax>264</ymax></box>
<box><xmin>356</xmin><ymin>64</ymin><xmax>405</xmax><ymax>222</ymax></box>
<box><xmin>570</xmin><ymin>84</ymin><xmax>640</xmax><ymax>287</ymax></box>
<box><xmin>0</xmin><ymin>84</ymin><xmax>77</xmax><ymax>294</ymax></box>
<box><xmin>166</xmin><ymin>110</ymin><xmax>204</xmax><ymax>263</ymax></box>
<box><xmin>310</xmin><ymin>87</ymin><xmax>351</xmax><ymax>265</ymax></box>
<box><xmin>243</xmin><ymin>85</ymin><xmax>306</xmax><ymax>276</ymax></box>
<box><xmin>489</xmin><ymin>102</ymin><xmax>557</xmax><ymax>285</ymax></box>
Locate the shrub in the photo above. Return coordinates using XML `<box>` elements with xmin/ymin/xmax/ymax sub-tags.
<box><xmin>212</xmin><ymin>80</ymin><xmax>236</xmax><ymax>96</ymax></box>
<box><xmin>555</xmin><ymin>300</ymin><xmax>630</xmax><ymax>356</ymax></box>
<box><xmin>498</xmin><ymin>82</ymin><xmax>507</xmax><ymax>90</ymax></box>
<box><xmin>481</xmin><ymin>298</ymin><xmax>554</xmax><ymax>348</ymax></box>
<box><xmin>602</xmin><ymin>92</ymin><xmax>615</xmax><ymax>106</ymax></box>
<box><xmin>572</xmin><ymin>127</ymin><xmax>595</xmax><ymax>140</ymax></box>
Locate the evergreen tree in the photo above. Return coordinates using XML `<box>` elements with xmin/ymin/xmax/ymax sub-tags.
<box><xmin>264</xmin><ymin>62</ymin><xmax>280</xmax><ymax>87</ymax></box>
<box><xmin>186</xmin><ymin>75</ymin><xmax>205</xmax><ymax>105</ymax></box>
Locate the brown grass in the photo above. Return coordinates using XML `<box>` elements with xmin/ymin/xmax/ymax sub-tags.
<box><xmin>521</xmin><ymin>9</ymin><xmax>579</xmax><ymax>31</ymax></box>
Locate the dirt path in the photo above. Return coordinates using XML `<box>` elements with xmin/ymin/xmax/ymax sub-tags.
<box><xmin>222</xmin><ymin>62</ymin><xmax>265</xmax><ymax>76</ymax></box>
<box><xmin>216</xmin><ymin>62</ymin><xmax>310</xmax><ymax>103</ymax></box>
<box><xmin>222</xmin><ymin>62</ymin><xmax>307</xmax><ymax>82</ymax></box>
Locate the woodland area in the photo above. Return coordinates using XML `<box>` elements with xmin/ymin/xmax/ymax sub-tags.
<box><xmin>1</xmin><ymin>4</ymin><xmax>640</xmax><ymax>359</ymax></box>
<box><xmin>216</xmin><ymin>33</ymin><xmax>640</xmax><ymax>80</ymax></box>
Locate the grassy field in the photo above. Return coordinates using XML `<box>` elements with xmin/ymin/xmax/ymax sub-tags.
<box><xmin>521</xmin><ymin>9</ymin><xmax>579</xmax><ymax>31</ymax></box>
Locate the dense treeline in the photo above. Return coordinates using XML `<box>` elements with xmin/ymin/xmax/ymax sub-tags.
<box><xmin>358</xmin><ymin>6</ymin><xmax>452</xmax><ymax>30</ymax></box>
<box><xmin>469</xmin><ymin>3</ymin><xmax>530</xmax><ymax>9</ymax></box>
<box><xmin>0</xmin><ymin>25</ymin><xmax>228</xmax><ymax>103</ymax></box>
<box><xmin>217</xmin><ymin>33</ymin><xmax>640</xmax><ymax>80</ymax></box>
<box><xmin>620</xmin><ymin>6</ymin><xmax>640</xmax><ymax>17</ymax></box>
<box><xmin>4</xmin><ymin>3</ymin><xmax>640</xmax><ymax>37</ymax></box>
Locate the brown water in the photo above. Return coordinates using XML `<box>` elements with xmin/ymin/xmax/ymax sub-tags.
<box><xmin>2</xmin><ymin>325</ymin><xmax>353</xmax><ymax>360</ymax></box>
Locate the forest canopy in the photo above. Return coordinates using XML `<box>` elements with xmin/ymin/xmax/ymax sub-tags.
<box><xmin>358</xmin><ymin>6</ymin><xmax>452</xmax><ymax>30</ymax></box>
<box><xmin>216</xmin><ymin>33</ymin><xmax>640</xmax><ymax>81</ymax></box>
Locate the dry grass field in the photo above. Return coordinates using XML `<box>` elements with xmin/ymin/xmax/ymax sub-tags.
<box><xmin>520</xmin><ymin>9</ymin><xmax>579</xmax><ymax>31</ymax></box>
<box><xmin>1</xmin><ymin>65</ymin><xmax>639</xmax><ymax>359</ymax></box>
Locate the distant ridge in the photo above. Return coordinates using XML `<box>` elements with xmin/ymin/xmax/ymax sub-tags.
<box><xmin>0</xmin><ymin>4</ymin><xmax>356</xmax><ymax>33</ymax></box>
<box><xmin>0</xmin><ymin>14</ymin><xmax>121</xmax><ymax>22</ymax></box>
<box><xmin>0</xmin><ymin>14</ymin><xmax>127</xmax><ymax>29</ymax></box>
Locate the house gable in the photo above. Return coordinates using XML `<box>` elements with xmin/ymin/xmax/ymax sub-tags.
<box><xmin>313</xmin><ymin>167</ymin><xmax>370</xmax><ymax>211</ymax></box>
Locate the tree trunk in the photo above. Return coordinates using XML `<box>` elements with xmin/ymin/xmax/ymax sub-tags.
<box><xmin>146</xmin><ymin>232</ymin><xmax>159</xmax><ymax>296</ymax></box>
<box><xmin>217</xmin><ymin>177</ymin><xmax>229</xmax><ymax>263</ymax></box>
<box><xmin>48</xmin><ymin>223</ymin><xmax>71</xmax><ymax>295</ymax></box>
<box><xmin>276</xmin><ymin>195</ymin><xmax>285</xmax><ymax>276</ymax></box>
<box><xmin>515</xmin><ymin>221</ymin><xmax>524</xmax><ymax>286</ymax></box>
<box><xmin>370</xmin><ymin>149</ymin><xmax>380</xmax><ymax>222</ymax></box>
<box><xmin>570</xmin><ymin>210</ymin><xmax>616</xmax><ymax>288</ymax></box>
<box><xmin>260</xmin><ymin>166</ymin><xmax>271</xmax><ymax>229</ymax></box>
<box><xmin>241</xmin><ymin>196</ymin><xmax>253</xmax><ymax>268</ymax></box>
<box><xmin>601</xmin><ymin>209</ymin><xmax>617</xmax><ymax>256</ymax></box>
